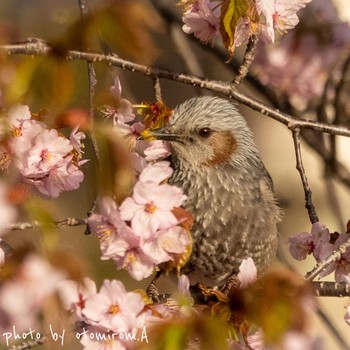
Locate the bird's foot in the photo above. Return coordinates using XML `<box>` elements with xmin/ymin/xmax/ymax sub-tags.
<box><xmin>220</xmin><ymin>274</ymin><xmax>240</xmax><ymax>295</ymax></box>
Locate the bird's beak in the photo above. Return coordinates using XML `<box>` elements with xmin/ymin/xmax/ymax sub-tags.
<box><xmin>138</xmin><ymin>127</ymin><xmax>181</xmax><ymax>142</ymax></box>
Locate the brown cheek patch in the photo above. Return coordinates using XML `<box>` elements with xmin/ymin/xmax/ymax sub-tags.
<box><xmin>202</xmin><ymin>131</ymin><xmax>237</xmax><ymax>166</ymax></box>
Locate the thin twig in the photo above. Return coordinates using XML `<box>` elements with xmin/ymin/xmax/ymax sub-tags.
<box><xmin>306</xmin><ymin>235</ymin><xmax>350</xmax><ymax>281</ymax></box>
<box><xmin>77</xmin><ymin>0</ymin><xmax>100</xmax><ymax>235</ymax></box>
<box><xmin>9</xmin><ymin>218</ymin><xmax>87</xmax><ymax>231</ymax></box>
<box><xmin>153</xmin><ymin>76</ymin><xmax>162</xmax><ymax>102</ymax></box>
<box><xmin>2</xmin><ymin>40</ymin><xmax>350</xmax><ymax>138</ymax></box>
<box><xmin>0</xmin><ymin>239</ymin><xmax>14</xmax><ymax>259</ymax></box>
<box><xmin>292</xmin><ymin>128</ymin><xmax>319</xmax><ymax>224</ymax></box>
<box><xmin>231</xmin><ymin>34</ymin><xmax>258</xmax><ymax>87</ymax></box>
<box><xmin>312</xmin><ymin>281</ymin><xmax>350</xmax><ymax>297</ymax></box>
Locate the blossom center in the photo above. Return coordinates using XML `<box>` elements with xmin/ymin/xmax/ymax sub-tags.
<box><xmin>108</xmin><ymin>304</ymin><xmax>120</xmax><ymax>314</ymax></box>
<box><xmin>144</xmin><ymin>201</ymin><xmax>157</xmax><ymax>214</ymax></box>
<box><xmin>12</xmin><ymin>127</ymin><xmax>22</xmax><ymax>137</ymax></box>
<box><xmin>41</xmin><ymin>148</ymin><xmax>52</xmax><ymax>162</ymax></box>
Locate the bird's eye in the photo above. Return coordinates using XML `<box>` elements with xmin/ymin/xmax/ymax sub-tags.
<box><xmin>198</xmin><ymin>127</ymin><xmax>212</xmax><ymax>138</ymax></box>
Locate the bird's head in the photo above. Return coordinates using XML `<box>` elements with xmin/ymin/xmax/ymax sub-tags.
<box><xmin>143</xmin><ymin>96</ymin><xmax>260</xmax><ymax>168</ymax></box>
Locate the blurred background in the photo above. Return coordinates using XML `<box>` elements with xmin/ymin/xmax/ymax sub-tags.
<box><xmin>1</xmin><ymin>0</ymin><xmax>350</xmax><ymax>349</ymax></box>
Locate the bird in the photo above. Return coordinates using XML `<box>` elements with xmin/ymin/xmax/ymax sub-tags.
<box><xmin>147</xmin><ymin>96</ymin><xmax>281</xmax><ymax>287</ymax></box>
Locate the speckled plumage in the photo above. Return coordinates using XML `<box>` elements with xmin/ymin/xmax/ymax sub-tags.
<box><xmin>154</xmin><ymin>96</ymin><xmax>281</xmax><ymax>286</ymax></box>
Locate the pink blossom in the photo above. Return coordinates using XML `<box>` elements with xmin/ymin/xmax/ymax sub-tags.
<box><xmin>288</xmin><ymin>222</ymin><xmax>333</xmax><ymax>261</ymax></box>
<box><xmin>288</xmin><ymin>232</ymin><xmax>314</xmax><ymax>260</ymax></box>
<box><xmin>79</xmin><ymin>328</ymin><xmax>128</xmax><ymax>350</ymax></box>
<box><xmin>139</xmin><ymin>161</ymin><xmax>173</xmax><ymax>184</ymax></box>
<box><xmin>237</xmin><ymin>257</ymin><xmax>257</xmax><ymax>288</ymax></box>
<box><xmin>0</xmin><ymin>254</ymin><xmax>66</xmax><ymax>333</ymax></box>
<box><xmin>57</xmin><ymin>277</ymin><xmax>97</xmax><ymax>319</ymax></box>
<box><xmin>178</xmin><ymin>274</ymin><xmax>194</xmax><ymax>304</ymax></box>
<box><xmin>26</xmin><ymin>156</ymin><xmax>85</xmax><ymax>198</ymax></box>
<box><xmin>322</xmin><ymin>233</ymin><xmax>350</xmax><ymax>282</ymax></box>
<box><xmin>257</xmin><ymin>0</ymin><xmax>311</xmax><ymax>43</ymax></box>
<box><xmin>9</xmin><ymin>119</ymin><xmax>47</xmax><ymax>166</ymax></box>
<box><xmin>88</xmin><ymin>197</ymin><xmax>136</xmax><ymax>259</ymax></box>
<box><xmin>115</xmin><ymin>249</ymin><xmax>155</xmax><ymax>281</ymax></box>
<box><xmin>8</xmin><ymin>104</ymin><xmax>31</xmax><ymax>127</ymax></box>
<box><xmin>345</xmin><ymin>305</ymin><xmax>350</xmax><ymax>326</ymax></box>
<box><xmin>119</xmin><ymin>181</ymin><xmax>186</xmax><ymax>238</ymax></box>
<box><xmin>102</xmin><ymin>77</ymin><xmax>135</xmax><ymax>125</ymax></box>
<box><xmin>88</xmin><ymin>197</ymin><xmax>155</xmax><ymax>280</ymax></box>
<box><xmin>142</xmin><ymin>226</ymin><xmax>190</xmax><ymax>265</ymax></box>
<box><xmin>130</xmin><ymin>152</ymin><xmax>147</xmax><ymax>174</ymax></box>
<box><xmin>144</xmin><ymin>141</ymin><xmax>171</xmax><ymax>161</ymax></box>
<box><xmin>247</xmin><ymin>329</ymin><xmax>265</xmax><ymax>350</ymax></box>
<box><xmin>70</xmin><ymin>125</ymin><xmax>86</xmax><ymax>157</ymax></box>
<box><xmin>21</xmin><ymin>129</ymin><xmax>72</xmax><ymax>176</ymax></box>
<box><xmin>182</xmin><ymin>0</ymin><xmax>221</xmax><ymax>44</ymax></box>
<box><xmin>234</xmin><ymin>17</ymin><xmax>251</xmax><ymax>48</ymax></box>
<box><xmin>253</xmin><ymin>0</ymin><xmax>350</xmax><ymax>108</ymax></box>
<box><xmin>116</xmin><ymin>121</ymin><xmax>149</xmax><ymax>155</ymax></box>
<box><xmin>0</xmin><ymin>182</ymin><xmax>17</xmax><ymax>236</ymax></box>
<box><xmin>280</xmin><ymin>331</ymin><xmax>323</xmax><ymax>350</ymax></box>
<box><xmin>82</xmin><ymin>280</ymin><xmax>147</xmax><ymax>333</ymax></box>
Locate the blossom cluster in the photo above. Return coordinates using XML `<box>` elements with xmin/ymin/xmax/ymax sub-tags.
<box><xmin>252</xmin><ymin>0</ymin><xmax>350</xmax><ymax>108</ymax></box>
<box><xmin>0</xmin><ymin>254</ymin><xmax>66</xmax><ymax>333</ymax></box>
<box><xmin>0</xmin><ymin>105</ymin><xmax>87</xmax><ymax>198</ymax></box>
<box><xmin>180</xmin><ymin>0</ymin><xmax>311</xmax><ymax>47</ymax></box>
<box><xmin>56</xmin><ymin>260</ymin><xmax>262</xmax><ymax>350</ymax></box>
<box><xmin>88</xmin><ymin>77</ymin><xmax>191</xmax><ymax>281</ymax></box>
<box><xmin>58</xmin><ymin>278</ymin><xmax>153</xmax><ymax>350</ymax></box>
<box><xmin>288</xmin><ymin>222</ymin><xmax>350</xmax><ymax>284</ymax></box>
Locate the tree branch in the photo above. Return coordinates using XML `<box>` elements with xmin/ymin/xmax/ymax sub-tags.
<box><xmin>292</xmin><ymin>128</ymin><xmax>319</xmax><ymax>224</ymax></box>
<box><xmin>9</xmin><ymin>218</ymin><xmax>87</xmax><ymax>231</ymax></box>
<box><xmin>231</xmin><ymin>34</ymin><xmax>258</xmax><ymax>87</ymax></box>
<box><xmin>306</xmin><ymin>235</ymin><xmax>350</xmax><ymax>281</ymax></box>
<box><xmin>312</xmin><ymin>281</ymin><xmax>350</xmax><ymax>297</ymax></box>
<box><xmin>2</xmin><ymin>40</ymin><xmax>350</xmax><ymax>138</ymax></box>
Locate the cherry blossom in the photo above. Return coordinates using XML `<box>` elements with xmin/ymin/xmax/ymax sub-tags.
<box><xmin>20</xmin><ymin>128</ymin><xmax>72</xmax><ymax>175</ymax></box>
<box><xmin>26</xmin><ymin>156</ymin><xmax>85</xmax><ymax>198</ymax></box>
<box><xmin>88</xmin><ymin>196</ymin><xmax>155</xmax><ymax>280</ymax></box>
<box><xmin>0</xmin><ymin>254</ymin><xmax>66</xmax><ymax>333</ymax></box>
<box><xmin>257</xmin><ymin>0</ymin><xmax>312</xmax><ymax>43</ymax></box>
<box><xmin>8</xmin><ymin>104</ymin><xmax>32</xmax><ymax>127</ymax></box>
<box><xmin>142</xmin><ymin>226</ymin><xmax>190</xmax><ymax>265</ymax></box>
<box><xmin>101</xmin><ymin>77</ymin><xmax>135</xmax><ymax>125</ymax></box>
<box><xmin>143</xmin><ymin>140</ymin><xmax>171</xmax><ymax>161</ymax></box>
<box><xmin>182</xmin><ymin>0</ymin><xmax>221</xmax><ymax>44</ymax></box>
<box><xmin>119</xmin><ymin>181</ymin><xmax>186</xmax><ymax>238</ymax></box>
<box><xmin>2</xmin><ymin>105</ymin><xmax>88</xmax><ymax>198</ymax></box>
<box><xmin>237</xmin><ymin>257</ymin><xmax>257</xmax><ymax>288</ymax></box>
<box><xmin>82</xmin><ymin>279</ymin><xmax>148</xmax><ymax>333</ymax></box>
<box><xmin>57</xmin><ymin>277</ymin><xmax>97</xmax><ymax>320</ymax></box>
<box><xmin>253</xmin><ymin>0</ymin><xmax>350</xmax><ymax>108</ymax></box>
<box><xmin>322</xmin><ymin>233</ymin><xmax>350</xmax><ymax>283</ymax></box>
<box><xmin>88</xmin><ymin>197</ymin><xmax>136</xmax><ymax>258</ymax></box>
<box><xmin>0</xmin><ymin>182</ymin><xmax>17</xmax><ymax>236</ymax></box>
<box><xmin>70</xmin><ymin>125</ymin><xmax>86</xmax><ymax>157</ymax></box>
<box><xmin>115</xmin><ymin>248</ymin><xmax>155</xmax><ymax>281</ymax></box>
<box><xmin>178</xmin><ymin>274</ymin><xmax>194</xmax><ymax>304</ymax></box>
<box><xmin>116</xmin><ymin>121</ymin><xmax>149</xmax><ymax>155</ymax></box>
<box><xmin>139</xmin><ymin>161</ymin><xmax>173</xmax><ymax>184</ymax></box>
<box><xmin>288</xmin><ymin>222</ymin><xmax>333</xmax><ymax>261</ymax></box>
